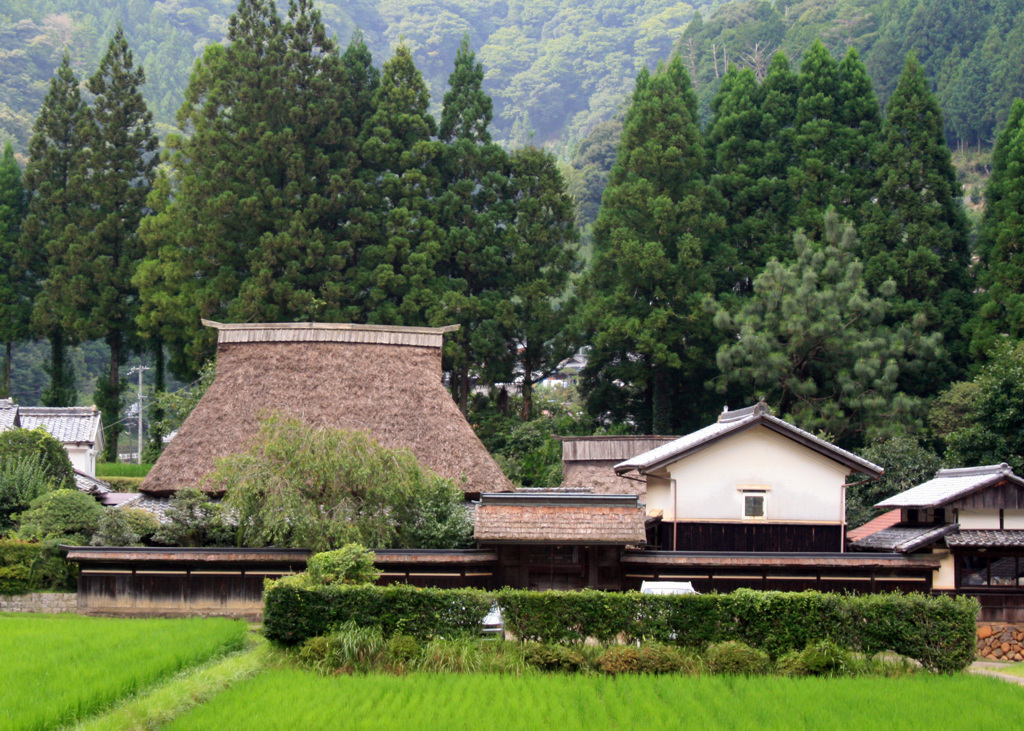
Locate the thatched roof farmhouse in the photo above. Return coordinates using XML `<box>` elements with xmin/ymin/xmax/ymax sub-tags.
<box><xmin>141</xmin><ymin>321</ymin><xmax>513</xmax><ymax>496</ymax></box>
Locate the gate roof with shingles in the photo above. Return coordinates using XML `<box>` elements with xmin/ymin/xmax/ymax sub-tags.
<box><xmin>474</xmin><ymin>492</ymin><xmax>646</xmax><ymax>544</ymax></box>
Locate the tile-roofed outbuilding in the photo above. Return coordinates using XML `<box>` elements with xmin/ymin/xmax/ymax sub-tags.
<box><xmin>849</xmin><ymin>523</ymin><xmax>959</xmax><ymax>553</ymax></box>
<box><xmin>19</xmin><ymin>407</ymin><xmax>103</xmax><ymax>446</ymax></box>
<box><xmin>945</xmin><ymin>530</ymin><xmax>1024</xmax><ymax>549</ymax></box>
<box><xmin>474</xmin><ymin>492</ymin><xmax>646</xmax><ymax>544</ymax></box>
<box><xmin>615</xmin><ymin>401</ymin><xmax>882</xmax><ymax>477</ymax></box>
<box><xmin>876</xmin><ymin>464</ymin><xmax>1024</xmax><ymax>509</ymax></box>
<box><xmin>73</xmin><ymin>470</ymin><xmax>111</xmax><ymax>495</ymax></box>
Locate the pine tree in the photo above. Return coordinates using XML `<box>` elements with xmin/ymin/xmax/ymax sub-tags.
<box><xmin>861</xmin><ymin>51</ymin><xmax>971</xmax><ymax>382</ymax></box>
<box><xmin>581</xmin><ymin>56</ymin><xmax>724</xmax><ymax>434</ymax></box>
<box><xmin>431</xmin><ymin>35</ymin><xmax>510</xmax><ymax>413</ymax></box>
<box><xmin>970</xmin><ymin>99</ymin><xmax>1024</xmax><ymax>358</ymax></box>
<box><xmin>0</xmin><ymin>143</ymin><xmax>27</xmax><ymax>397</ymax></box>
<box><xmin>712</xmin><ymin>209</ymin><xmax>941</xmax><ymax>447</ymax></box>
<box><xmin>61</xmin><ymin>27</ymin><xmax>158</xmax><ymax>460</ymax></box>
<box><xmin>22</xmin><ymin>54</ymin><xmax>87</xmax><ymax>407</ymax></box>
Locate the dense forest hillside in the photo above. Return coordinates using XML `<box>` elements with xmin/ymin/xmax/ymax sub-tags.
<box><xmin>0</xmin><ymin>0</ymin><xmax>706</xmax><ymax>154</ymax></box>
<box><xmin>2</xmin><ymin>0</ymin><xmax>1022</xmax><ymax>158</ymax></box>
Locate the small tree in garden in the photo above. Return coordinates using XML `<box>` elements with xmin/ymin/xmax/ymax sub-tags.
<box><xmin>0</xmin><ymin>427</ymin><xmax>74</xmax><ymax>489</ymax></box>
<box><xmin>211</xmin><ymin>414</ymin><xmax>473</xmax><ymax>552</ymax></box>
<box><xmin>16</xmin><ymin>489</ymin><xmax>102</xmax><ymax>544</ymax></box>
<box><xmin>0</xmin><ymin>456</ymin><xmax>53</xmax><ymax>531</ymax></box>
<box><xmin>152</xmin><ymin>487</ymin><xmax>235</xmax><ymax>547</ymax></box>
<box><xmin>91</xmin><ymin>508</ymin><xmax>160</xmax><ymax>547</ymax></box>
<box><xmin>306</xmin><ymin>544</ymin><xmax>381</xmax><ymax>586</ymax></box>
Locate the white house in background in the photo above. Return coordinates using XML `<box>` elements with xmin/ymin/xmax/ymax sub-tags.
<box><xmin>614</xmin><ymin>401</ymin><xmax>883</xmax><ymax>552</ymax></box>
<box><xmin>0</xmin><ymin>399</ymin><xmax>105</xmax><ymax>478</ymax></box>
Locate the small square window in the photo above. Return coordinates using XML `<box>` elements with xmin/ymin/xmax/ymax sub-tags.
<box><xmin>744</xmin><ymin>494</ymin><xmax>765</xmax><ymax>518</ymax></box>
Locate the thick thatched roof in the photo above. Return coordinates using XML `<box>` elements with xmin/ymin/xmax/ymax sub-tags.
<box><xmin>474</xmin><ymin>492</ymin><xmax>646</xmax><ymax>544</ymax></box>
<box><xmin>142</xmin><ymin>321</ymin><xmax>513</xmax><ymax>496</ymax></box>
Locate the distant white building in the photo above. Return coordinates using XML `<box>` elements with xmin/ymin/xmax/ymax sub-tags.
<box><xmin>0</xmin><ymin>399</ymin><xmax>105</xmax><ymax>478</ymax></box>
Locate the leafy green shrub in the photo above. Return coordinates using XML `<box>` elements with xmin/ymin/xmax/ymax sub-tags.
<box><xmin>306</xmin><ymin>544</ymin><xmax>381</xmax><ymax>586</ymax></box>
<box><xmin>263</xmin><ymin>583</ymin><xmax>493</xmax><ymax>645</ymax></box>
<box><xmin>16</xmin><ymin>489</ymin><xmax>102</xmax><ymax>543</ymax></box>
<box><xmin>386</xmin><ymin>634</ymin><xmax>421</xmax><ymax>666</ymax></box>
<box><xmin>152</xmin><ymin>488</ymin><xmax>235</xmax><ymax>547</ymax></box>
<box><xmin>478</xmin><ymin>640</ymin><xmax>530</xmax><ymax>675</ymax></box>
<box><xmin>595</xmin><ymin>644</ymin><xmax>695</xmax><ymax>675</ymax></box>
<box><xmin>0</xmin><ymin>564</ymin><xmax>30</xmax><ymax>594</ymax></box>
<box><xmin>415</xmin><ymin>637</ymin><xmax>483</xmax><ymax>673</ymax></box>
<box><xmin>705</xmin><ymin>641</ymin><xmax>771</xmax><ymax>675</ymax></box>
<box><xmin>0</xmin><ymin>455</ymin><xmax>54</xmax><ymax>531</ymax></box>
<box><xmin>0</xmin><ymin>539</ymin><xmax>76</xmax><ymax>593</ymax></box>
<box><xmin>523</xmin><ymin>643</ymin><xmax>588</xmax><ymax>672</ymax></box>
<box><xmin>298</xmin><ymin>622</ymin><xmax>387</xmax><ymax>674</ymax></box>
<box><xmin>0</xmin><ymin>428</ymin><xmax>74</xmax><ymax>488</ymax></box>
<box><xmin>799</xmin><ymin>639</ymin><xmax>851</xmax><ymax>677</ymax></box>
<box><xmin>775</xmin><ymin>650</ymin><xmax>807</xmax><ymax>677</ymax></box>
<box><xmin>496</xmin><ymin>588</ymin><xmax>642</xmax><ymax>645</ymax></box>
<box><xmin>91</xmin><ymin>508</ymin><xmax>160</xmax><ymax>547</ymax></box>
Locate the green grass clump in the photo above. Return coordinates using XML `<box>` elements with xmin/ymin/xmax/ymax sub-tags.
<box><xmin>95</xmin><ymin>463</ymin><xmax>152</xmax><ymax>478</ymax></box>
<box><xmin>164</xmin><ymin>670</ymin><xmax>1018</xmax><ymax>731</ymax></box>
<box><xmin>705</xmin><ymin>640</ymin><xmax>771</xmax><ymax>675</ymax></box>
<box><xmin>0</xmin><ymin>613</ymin><xmax>246</xmax><ymax>731</ymax></box>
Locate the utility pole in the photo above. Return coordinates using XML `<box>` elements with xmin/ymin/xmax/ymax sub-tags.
<box><xmin>127</xmin><ymin>365</ymin><xmax>150</xmax><ymax>464</ymax></box>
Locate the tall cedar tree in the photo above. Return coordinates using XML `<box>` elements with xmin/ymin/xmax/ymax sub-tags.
<box><xmin>0</xmin><ymin>143</ymin><xmax>27</xmax><ymax>397</ymax></box>
<box><xmin>581</xmin><ymin>56</ymin><xmax>724</xmax><ymax>434</ymax></box>
<box><xmin>498</xmin><ymin>146</ymin><xmax>580</xmax><ymax>421</ymax></box>
<box><xmin>136</xmin><ymin>0</ymin><xmax>353</xmax><ymax>378</ymax></box>
<box><xmin>346</xmin><ymin>45</ymin><xmax>443</xmax><ymax>325</ymax></box>
<box><xmin>713</xmin><ymin>209</ymin><xmax>941</xmax><ymax>448</ymax></box>
<box><xmin>432</xmin><ymin>35</ymin><xmax>510</xmax><ymax>413</ymax></box>
<box><xmin>861</xmin><ymin>51</ymin><xmax>971</xmax><ymax>386</ymax></box>
<box><xmin>69</xmin><ymin>28</ymin><xmax>158</xmax><ymax>460</ymax></box>
<box><xmin>970</xmin><ymin>99</ymin><xmax>1024</xmax><ymax>358</ymax></box>
<box><xmin>706</xmin><ymin>66</ymin><xmax>785</xmax><ymax>294</ymax></box>
<box><xmin>22</xmin><ymin>54</ymin><xmax>86</xmax><ymax>407</ymax></box>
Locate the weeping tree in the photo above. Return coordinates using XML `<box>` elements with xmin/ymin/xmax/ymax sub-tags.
<box><xmin>209</xmin><ymin>415</ymin><xmax>473</xmax><ymax>552</ymax></box>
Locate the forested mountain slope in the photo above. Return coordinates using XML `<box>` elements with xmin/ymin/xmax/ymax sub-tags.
<box><xmin>0</xmin><ymin>0</ymin><xmax>706</xmax><ymax>155</ymax></box>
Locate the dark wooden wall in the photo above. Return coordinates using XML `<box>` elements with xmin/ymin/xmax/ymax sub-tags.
<box><xmin>656</xmin><ymin>522</ymin><xmax>843</xmax><ymax>552</ymax></box>
<box><xmin>493</xmin><ymin>545</ymin><xmax>624</xmax><ymax>591</ymax></box>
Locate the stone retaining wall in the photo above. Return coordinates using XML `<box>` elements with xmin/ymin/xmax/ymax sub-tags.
<box><xmin>0</xmin><ymin>593</ymin><xmax>78</xmax><ymax>614</ymax></box>
<box><xmin>978</xmin><ymin>623</ymin><xmax>1024</xmax><ymax>661</ymax></box>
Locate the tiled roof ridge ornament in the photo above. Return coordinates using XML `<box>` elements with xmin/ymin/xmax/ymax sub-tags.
<box><xmin>933</xmin><ymin>463</ymin><xmax>1012</xmax><ymax>478</ymax></box>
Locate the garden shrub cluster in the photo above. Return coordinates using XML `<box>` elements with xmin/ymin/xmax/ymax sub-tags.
<box><xmin>264</xmin><ymin>584</ymin><xmax>979</xmax><ymax>673</ymax></box>
<box><xmin>0</xmin><ymin>538</ymin><xmax>77</xmax><ymax>593</ymax></box>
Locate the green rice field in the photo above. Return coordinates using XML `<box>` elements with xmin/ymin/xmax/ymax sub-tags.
<box><xmin>0</xmin><ymin>614</ymin><xmax>247</xmax><ymax>731</ymax></box>
<box><xmin>164</xmin><ymin>670</ymin><xmax>1024</xmax><ymax>731</ymax></box>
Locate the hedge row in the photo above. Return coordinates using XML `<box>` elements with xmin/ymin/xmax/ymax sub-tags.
<box><xmin>263</xmin><ymin>581</ymin><xmax>492</xmax><ymax>645</ymax></box>
<box><xmin>0</xmin><ymin>539</ymin><xmax>77</xmax><ymax>594</ymax></box>
<box><xmin>263</xmin><ymin>583</ymin><xmax>979</xmax><ymax>673</ymax></box>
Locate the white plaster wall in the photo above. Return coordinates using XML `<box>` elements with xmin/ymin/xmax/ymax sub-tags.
<box><xmin>959</xmin><ymin>510</ymin><xmax>1001</xmax><ymax>529</ymax></box>
<box><xmin>65</xmin><ymin>446</ymin><xmax>95</xmax><ymax>477</ymax></box>
<box><xmin>1004</xmin><ymin>511</ymin><xmax>1024</xmax><ymax>529</ymax></box>
<box><xmin>932</xmin><ymin>549</ymin><xmax>956</xmax><ymax>590</ymax></box>
<box><xmin>645</xmin><ymin>426</ymin><xmax>850</xmax><ymax>523</ymax></box>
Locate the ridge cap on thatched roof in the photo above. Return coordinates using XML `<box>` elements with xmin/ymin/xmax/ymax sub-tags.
<box><xmin>202</xmin><ymin>320</ymin><xmax>461</xmax><ymax>348</ymax></box>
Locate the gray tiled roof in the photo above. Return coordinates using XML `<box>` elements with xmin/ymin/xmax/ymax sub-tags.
<box><xmin>876</xmin><ymin>464</ymin><xmax>1024</xmax><ymax>509</ymax></box>
<box><xmin>0</xmin><ymin>398</ymin><xmax>18</xmax><ymax>431</ymax></box>
<box><xmin>73</xmin><ymin>470</ymin><xmax>111</xmax><ymax>495</ymax></box>
<box><xmin>945</xmin><ymin>530</ymin><xmax>1024</xmax><ymax>549</ymax></box>
<box><xmin>615</xmin><ymin>403</ymin><xmax>881</xmax><ymax>476</ymax></box>
<box><xmin>19</xmin><ymin>407</ymin><xmax>102</xmax><ymax>445</ymax></box>
<box><xmin>850</xmin><ymin>523</ymin><xmax>959</xmax><ymax>553</ymax></box>
<box><xmin>119</xmin><ymin>494</ymin><xmax>174</xmax><ymax>523</ymax></box>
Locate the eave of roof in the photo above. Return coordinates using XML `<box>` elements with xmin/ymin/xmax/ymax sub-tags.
<box><xmin>849</xmin><ymin>523</ymin><xmax>959</xmax><ymax>553</ymax></box>
<box><xmin>615</xmin><ymin>409</ymin><xmax>882</xmax><ymax>477</ymax></box>
<box><xmin>945</xmin><ymin>530</ymin><xmax>1024</xmax><ymax>549</ymax></box>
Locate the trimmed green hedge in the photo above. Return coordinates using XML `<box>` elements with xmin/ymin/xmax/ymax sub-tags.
<box><xmin>263</xmin><ymin>581</ymin><xmax>492</xmax><ymax>645</ymax></box>
<box><xmin>264</xmin><ymin>584</ymin><xmax>979</xmax><ymax>673</ymax></box>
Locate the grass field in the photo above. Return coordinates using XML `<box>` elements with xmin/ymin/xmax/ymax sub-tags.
<box><xmin>165</xmin><ymin>670</ymin><xmax>1024</xmax><ymax>731</ymax></box>
<box><xmin>0</xmin><ymin>614</ymin><xmax>247</xmax><ymax>731</ymax></box>
<box><xmin>95</xmin><ymin>463</ymin><xmax>153</xmax><ymax>478</ymax></box>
